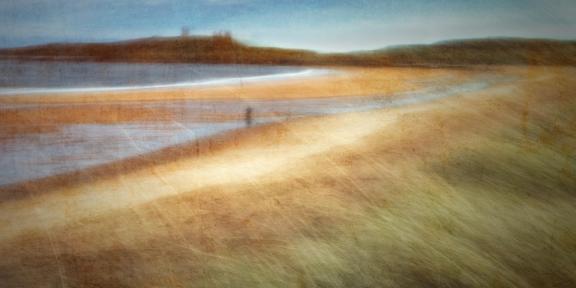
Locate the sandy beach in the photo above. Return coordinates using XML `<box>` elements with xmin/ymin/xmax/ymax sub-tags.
<box><xmin>0</xmin><ymin>66</ymin><xmax>502</xmax><ymax>187</ymax></box>
<box><xmin>0</xmin><ymin>65</ymin><xmax>548</xmax><ymax>233</ymax></box>
<box><xmin>0</xmin><ymin>67</ymin><xmax>496</xmax><ymax>131</ymax></box>
<box><xmin>0</xmin><ymin>66</ymin><xmax>575</xmax><ymax>287</ymax></box>
<box><xmin>0</xmin><ymin>67</ymin><xmax>500</xmax><ymax>187</ymax></box>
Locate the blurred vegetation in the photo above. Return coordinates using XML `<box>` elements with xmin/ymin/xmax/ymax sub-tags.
<box><xmin>192</xmin><ymin>73</ymin><xmax>576</xmax><ymax>287</ymax></box>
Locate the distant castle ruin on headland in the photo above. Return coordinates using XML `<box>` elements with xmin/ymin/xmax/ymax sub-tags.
<box><xmin>181</xmin><ymin>26</ymin><xmax>232</xmax><ymax>40</ymax></box>
<box><xmin>180</xmin><ymin>26</ymin><xmax>234</xmax><ymax>48</ymax></box>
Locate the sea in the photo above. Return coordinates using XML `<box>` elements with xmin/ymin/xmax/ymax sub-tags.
<box><xmin>0</xmin><ymin>60</ymin><xmax>317</xmax><ymax>95</ymax></box>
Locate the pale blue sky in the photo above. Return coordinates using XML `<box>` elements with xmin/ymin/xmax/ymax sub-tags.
<box><xmin>1</xmin><ymin>0</ymin><xmax>575</xmax><ymax>52</ymax></box>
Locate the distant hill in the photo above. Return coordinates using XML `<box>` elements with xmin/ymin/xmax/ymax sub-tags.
<box><xmin>0</xmin><ymin>35</ymin><xmax>323</xmax><ymax>65</ymax></box>
<box><xmin>1</xmin><ymin>36</ymin><xmax>575</xmax><ymax>66</ymax></box>
<box><xmin>352</xmin><ymin>38</ymin><xmax>576</xmax><ymax>66</ymax></box>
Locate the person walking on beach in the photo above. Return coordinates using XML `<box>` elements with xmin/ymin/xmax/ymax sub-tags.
<box><xmin>245</xmin><ymin>106</ymin><xmax>253</xmax><ymax>127</ymax></box>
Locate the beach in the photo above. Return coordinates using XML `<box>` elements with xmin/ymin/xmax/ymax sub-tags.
<box><xmin>0</xmin><ymin>67</ymin><xmax>482</xmax><ymax>103</ymax></box>
<box><xmin>0</xmin><ymin>66</ymin><xmax>575</xmax><ymax>287</ymax></box>
<box><xmin>0</xmin><ymin>66</ymin><xmax>500</xmax><ymax>187</ymax></box>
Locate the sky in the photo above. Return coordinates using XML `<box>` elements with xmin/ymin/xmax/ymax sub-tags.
<box><xmin>0</xmin><ymin>0</ymin><xmax>575</xmax><ymax>52</ymax></box>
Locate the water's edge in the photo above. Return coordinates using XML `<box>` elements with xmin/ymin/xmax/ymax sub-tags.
<box><xmin>0</xmin><ymin>65</ymin><xmax>330</xmax><ymax>96</ymax></box>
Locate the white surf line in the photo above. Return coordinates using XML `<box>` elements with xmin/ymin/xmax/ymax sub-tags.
<box><xmin>0</xmin><ymin>68</ymin><xmax>333</xmax><ymax>96</ymax></box>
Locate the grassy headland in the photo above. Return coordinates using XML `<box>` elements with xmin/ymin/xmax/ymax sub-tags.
<box><xmin>1</xmin><ymin>36</ymin><xmax>575</xmax><ymax>66</ymax></box>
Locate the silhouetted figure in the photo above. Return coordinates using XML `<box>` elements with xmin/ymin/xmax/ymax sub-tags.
<box><xmin>245</xmin><ymin>107</ymin><xmax>253</xmax><ymax>127</ymax></box>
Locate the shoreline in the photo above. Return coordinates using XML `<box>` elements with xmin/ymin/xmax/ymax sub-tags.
<box><xmin>0</xmin><ymin>67</ymin><xmax>483</xmax><ymax>104</ymax></box>
<box><xmin>0</xmin><ymin>68</ymin><xmax>331</xmax><ymax>96</ymax></box>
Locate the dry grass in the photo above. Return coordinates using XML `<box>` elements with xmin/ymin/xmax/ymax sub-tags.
<box><xmin>0</xmin><ymin>67</ymin><xmax>575</xmax><ymax>287</ymax></box>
